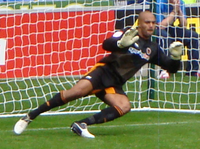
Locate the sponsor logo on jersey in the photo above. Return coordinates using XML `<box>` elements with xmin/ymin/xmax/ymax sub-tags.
<box><xmin>128</xmin><ymin>47</ymin><xmax>150</xmax><ymax>60</ymax></box>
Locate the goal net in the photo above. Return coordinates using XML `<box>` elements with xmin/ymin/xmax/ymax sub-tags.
<box><xmin>0</xmin><ymin>0</ymin><xmax>200</xmax><ymax>117</ymax></box>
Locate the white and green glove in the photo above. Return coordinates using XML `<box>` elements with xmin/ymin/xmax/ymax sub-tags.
<box><xmin>169</xmin><ymin>41</ymin><xmax>183</xmax><ymax>60</ymax></box>
<box><xmin>117</xmin><ymin>27</ymin><xmax>139</xmax><ymax>48</ymax></box>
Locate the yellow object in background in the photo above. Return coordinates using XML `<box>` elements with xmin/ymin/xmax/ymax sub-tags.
<box><xmin>181</xmin><ymin>47</ymin><xmax>188</xmax><ymax>61</ymax></box>
<box><xmin>183</xmin><ymin>0</ymin><xmax>196</xmax><ymax>4</ymax></box>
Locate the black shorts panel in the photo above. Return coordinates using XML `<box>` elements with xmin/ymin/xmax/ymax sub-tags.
<box><xmin>81</xmin><ymin>63</ymin><xmax>126</xmax><ymax>98</ymax></box>
<box><xmin>81</xmin><ymin>63</ymin><xmax>116</xmax><ymax>90</ymax></box>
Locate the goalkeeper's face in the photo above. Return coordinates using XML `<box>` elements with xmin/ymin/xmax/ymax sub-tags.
<box><xmin>138</xmin><ymin>12</ymin><xmax>156</xmax><ymax>39</ymax></box>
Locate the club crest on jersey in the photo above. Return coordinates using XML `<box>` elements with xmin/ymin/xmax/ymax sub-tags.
<box><xmin>146</xmin><ymin>47</ymin><xmax>151</xmax><ymax>55</ymax></box>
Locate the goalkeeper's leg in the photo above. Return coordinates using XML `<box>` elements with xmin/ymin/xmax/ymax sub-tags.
<box><xmin>71</xmin><ymin>93</ymin><xmax>131</xmax><ymax>138</ymax></box>
<box><xmin>76</xmin><ymin>94</ymin><xmax>130</xmax><ymax>125</ymax></box>
<box><xmin>14</xmin><ymin>79</ymin><xmax>93</xmax><ymax>135</ymax></box>
<box><xmin>29</xmin><ymin>79</ymin><xmax>94</xmax><ymax>119</ymax></box>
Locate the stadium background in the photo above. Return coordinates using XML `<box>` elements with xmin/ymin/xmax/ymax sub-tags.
<box><xmin>0</xmin><ymin>1</ymin><xmax>199</xmax><ymax>79</ymax></box>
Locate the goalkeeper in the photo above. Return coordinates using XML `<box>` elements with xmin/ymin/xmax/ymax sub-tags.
<box><xmin>14</xmin><ymin>11</ymin><xmax>183</xmax><ymax>138</ymax></box>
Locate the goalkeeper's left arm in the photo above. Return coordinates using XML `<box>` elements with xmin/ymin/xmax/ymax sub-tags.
<box><xmin>169</xmin><ymin>41</ymin><xmax>183</xmax><ymax>60</ymax></box>
<box><xmin>156</xmin><ymin>41</ymin><xmax>183</xmax><ymax>73</ymax></box>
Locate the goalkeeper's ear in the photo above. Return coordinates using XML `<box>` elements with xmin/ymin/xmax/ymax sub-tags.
<box><xmin>169</xmin><ymin>41</ymin><xmax>183</xmax><ymax>60</ymax></box>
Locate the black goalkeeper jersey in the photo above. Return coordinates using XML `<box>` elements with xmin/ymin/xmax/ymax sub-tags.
<box><xmin>99</xmin><ymin>29</ymin><xmax>180</xmax><ymax>84</ymax></box>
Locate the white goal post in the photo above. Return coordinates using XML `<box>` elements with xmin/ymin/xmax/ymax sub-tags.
<box><xmin>0</xmin><ymin>0</ymin><xmax>200</xmax><ymax>117</ymax></box>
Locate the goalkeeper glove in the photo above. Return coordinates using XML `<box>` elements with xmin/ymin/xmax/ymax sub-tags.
<box><xmin>117</xmin><ymin>27</ymin><xmax>139</xmax><ymax>48</ymax></box>
<box><xmin>169</xmin><ymin>41</ymin><xmax>183</xmax><ymax>60</ymax></box>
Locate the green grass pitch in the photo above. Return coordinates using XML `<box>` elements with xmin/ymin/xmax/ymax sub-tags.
<box><xmin>1</xmin><ymin>73</ymin><xmax>200</xmax><ymax>148</ymax></box>
<box><xmin>1</xmin><ymin>112</ymin><xmax>200</xmax><ymax>149</ymax></box>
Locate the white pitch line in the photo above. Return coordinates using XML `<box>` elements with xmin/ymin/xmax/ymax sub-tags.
<box><xmin>3</xmin><ymin>121</ymin><xmax>200</xmax><ymax>133</ymax></box>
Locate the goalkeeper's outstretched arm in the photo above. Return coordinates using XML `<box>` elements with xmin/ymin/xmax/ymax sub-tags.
<box><xmin>169</xmin><ymin>41</ymin><xmax>183</xmax><ymax>61</ymax></box>
<box><xmin>155</xmin><ymin>41</ymin><xmax>183</xmax><ymax>73</ymax></box>
<box><xmin>102</xmin><ymin>27</ymin><xmax>139</xmax><ymax>52</ymax></box>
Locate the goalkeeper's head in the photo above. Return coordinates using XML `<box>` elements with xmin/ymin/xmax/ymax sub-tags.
<box><xmin>137</xmin><ymin>11</ymin><xmax>156</xmax><ymax>39</ymax></box>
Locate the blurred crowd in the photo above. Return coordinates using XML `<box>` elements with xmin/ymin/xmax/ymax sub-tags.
<box><xmin>126</xmin><ymin>0</ymin><xmax>199</xmax><ymax>4</ymax></box>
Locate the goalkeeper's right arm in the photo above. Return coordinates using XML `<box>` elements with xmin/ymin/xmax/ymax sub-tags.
<box><xmin>102</xmin><ymin>26</ymin><xmax>139</xmax><ymax>51</ymax></box>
